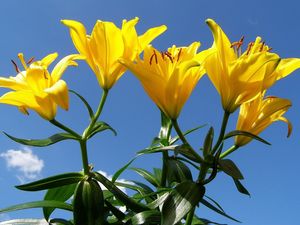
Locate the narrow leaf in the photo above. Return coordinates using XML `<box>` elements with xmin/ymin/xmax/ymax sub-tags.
<box><xmin>147</xmin><ymin>192</ymin><xmax>169</xmax><ymax>209</ymax></box>
<box><xmin>16</xmin><ymin>172</ymin><xmax>84</xmax><ymax>191</ymax></box>
<box><xmin>87</xmin><ymin>121</ymin><xmax>117</xmax><ymax>139</ymax></box>
<box><xmin>162</xmin><ymin>181</ymin><xmax>205</xmax><ymax>225</ymax></box>
<box><xmin>200</xmin><ymin>198</ymin><xmax>240</xmax><ymax>222</ymax></box>
<box><xmin>4</xmin><ymin>132</ymin><xmax>78</xmax><ymax>147</ymax></box>
<box><xmin>166</xmin><ymin>158</ymin><xmax>193</xmax><ymax>183</ymax></box>
<box><xmin>203</xmin><ymin>127</ymin><xmax>214</xmax><ymax>158</ymax></box>
<box><xmin>130</xmin><ymin>168</ymin><xmax>160</xmax><ymax>187</ymax></box>
<box><xmin>49</xmin><ymin>218</ymin><xmax>74</xmax><ymax>225</ymax></box>
<box><xmin>224</xmin><ymin>130</ymin><xmax>271</xmax><ymax>145</ymax></box>
<box><xmin>69</xmin><ymin>89</ymin><xmax>94</xmax><ymax>119</ymax></box>
<box><xmin>0</xmin><ymin>201</ymin><xmax>72</xmax><ymax>214</ymax></box>
<box><xmin>131</xmin><ymin>210</ymin><xmax>161</xmax><ymax>225</ymax></box>
<box><xmin>93</xmin><ymin>172</ymin><xmax>149</xmax><ymax>212</ymax></box>
<box><xmin>233</xmin><ymin>178</ymin><xmax>251</xmax><ymax>196</ymax></box>
<box><xmin>170</xmin><ymin>124</ymin><xmax>207</xmax><ymax>144</ymax></box>
<box><xmin>43</xmin><ymin>183</ymin><xmax>77</xmax><ymax>220</ymax></box>
<box><xmin>112</xmin><ymin>157</ymin><xmax>136</xmax><ymax>183</ymax></box>
<box><xmin>219</xmin><ymin>159</ymin><xmax>244</xmax><ymax>180</ymax></box>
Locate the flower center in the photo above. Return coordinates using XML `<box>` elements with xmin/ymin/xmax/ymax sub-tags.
<box><xmin>149</xmin><ymin>48</ymin><xmax>182</xmax><ymax>65</ymax></box>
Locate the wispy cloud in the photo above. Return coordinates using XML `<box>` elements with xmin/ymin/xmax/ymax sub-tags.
<box><xmin>0</xmin><ymin>147</ymin><xmax>44</xmax><ymax>183</ymax></box>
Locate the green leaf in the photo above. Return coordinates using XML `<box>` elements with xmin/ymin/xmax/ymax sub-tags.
<box><xmin>224</xmin><ymin>130</ymin><xmax>271</xmax><ymax>145</ymax></box>
<box><xmin>4</xmin><ymin>132</ymin><xmax>79</xmax><ymax>147</ymax></box>
<box><xmin>166</xmin><ymin>158</ymin><xmax>193</xmax><ymax>184</ymax></box>
<box><xmin>131</xmin><ymin>210</ymin><xmax>161</xmax><ymax>225</ymax></box>
<box><xmin>137</xmin><ymin>145</ymin><xmax>177</xmax><ymax>156</ymax></box>
<box><xmin>147</xmin><ymin>192</ymin><xmax>169</xmax><ymax>209</ymax></box>
<box><xmin>43</xmin><ymin>183</ymin><xmax>77</xmax><ymax>221</ymax></box>
<box><xmin>49</xmin><ymin>218</ymin><xmax>74</xmax><ymax>225</ymax></box>
<box><xmin>192</xmin><ymin>216</ymin><xmax>227</xmax><ymax>225</ymax></box>
<box><xmin>170</xmin><ymin>124</ymin><xmax>207</xmax><ymax>145</ymax></box>
<box><xmin>158</xmin><ymin>111</ymin><xmax>172</xmax><ymax>145</ymax></box>
<box><xmin>233</xmin><ymin>178</ymin><xmax>251</xmax><ymax>196</ymax></box>
<box><xmin>219</xmin><ymin>159</ymin><xmax>244</xmax><ymax>180</ymax></box>
<box><xmin>203</xmin><ymin>127</ymin><xmax>214</xmax><ymax>158</ymax></box>
<box><xmin>112</xmin><ymin>157</ymin><xmax>136</xmax><ymax>183</ymax></box>
<box><xmin>87</xmin><ymin>121</ymin><xmax>117</xmax><ymax>139</ymax></box>
<box><xmin>70</xmin><ymin>89</ymin><xmax>94</xmax><ymax>119</ymax></box>
<box><xmin>200</xmin><ymin>198</ymin><xmax>240</xmax><ymax>223</ymax></box>
<box><xmin>204</xmin><ymin>195</ymin><xmax>225</xmax><ymax>213</ymax></box>
<box><xmin>130</xmin><ymin>168</ymin><xmax>160</xmax><ymax>187</ymax></box>
<box><xmin>162</xmin><ymin>181</ymin><xmax>205</xmax><ymax>225</ymax></box>
<box><xmin>93</xmin><ymin>172</ymin><xmax>149</xmax><ymax>212</ymax></box>
<box><xmin>104</xmin><ymin>199</ymin><xmax>125</xmax><ymax>220</ymax></box>
<box><xmin>0</xmin><ymin>200</ymin><xmax>72</xmax><ymax>214</ymax></box>
<box><xmin>16</xmin><ymin>172</ymin><xmax>84</xmax><ymax>191</ymax></box>
<box><xmin>174</xmin><ymin>144</ymin><xmax>201</xmax><ymax>163</ymax></box>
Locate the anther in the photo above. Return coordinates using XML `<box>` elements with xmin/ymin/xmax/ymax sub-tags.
<box><xmin>11</xmin><ymin>60</ymin><xmax>20</xmax><ymax>73</ymax></box>
<box><xmin>150</xmin><ymin>50</ymin><xmax>158</xmax><ymax>65</ymax></box>
<box><xmin>27</xmin><ymin>57</ymin><xmax>35</xmax><ymax>65</ymax></box>
<box><xmin>259</xmin><ymin>41</ymin><xmax>265</xmax><ymax>52</ymax></box>
<box><xmin>177</xmin><ymin>48</ymin><xmax>182</xmax><ymax>62</ymax></box>
<box><xmin>231</xmin><ymin>36</ymin><xmax>244</xmax><ymax>49</ymax></box>
<box><xmin>160</xmin><ymin>51</ymin><xmax>165</xmax><ymax>60</ymax></box>
<box><xmin>246</xmin><ymin>42</ymin><xmax>254</xmax><ymax>55</ymax></box>
<box><xmin>164</xmin><ymin>51</ymin><xmax>173</xmax><ymax>63</ymax></box>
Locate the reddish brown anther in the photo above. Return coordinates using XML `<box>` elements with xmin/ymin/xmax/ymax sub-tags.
<box><xmin>260</xmin><ymin>41</ymin><xmax>265</xmax><ymax>52</ymax></box>
<box><xmin>27</xmin><ymin>57</ymin><xmax>35</xmax><ymax>65</ymax></box>
<box><xmin>246</xmin><ymin>42</ymin><xmax>254</xmax><ymax>55</ymax></box>
<box><xmin>177</xmin><ymin>48</ymin><xmax>182</xmax><ymax>62</ymax></box>
<box><xmin>164</xmin><ymin>51</ymin><xmax>173</xmax><ymax>63</ymax></box>
<box><xmin>11</xmin><ymin>60</ymin><xmax>20</xmax><ymax>73</ymax></box>
<box><xmin>150</xmin><ymin>50</ymin><xmax>158</xmax><ymax>65</ymax></box>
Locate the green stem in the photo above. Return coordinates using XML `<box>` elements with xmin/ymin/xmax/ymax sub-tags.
<box><xmin>79</xmin><ymin>140</ymin><xmax>90</xmax><ymax>175</ymax></box>
<box><xmin>212</xmin><ymin>111</ymin><xmax>230</xmax><ymax>154</ymax></box>
<box><xmin>82</xmin><ymin>89</ymin><xmax>109</xmax><ymax>140</ymax></box>
<box><xmin>50</xmin><ymin>119</ymin><xmax>81</xmax><ymax>139</ymax></box>
<box><xmin>161</xmin><ymin>151</ymin><xmax>169</xmax><ymax>187</ymax></box>
<box><xmin>172</xmin><ymin>119</ymin><xmax>204</xmax><ymax>163</ymax></box>
<box><xmin>185</xmin><ymin>207</ymin><xmax>195</xmax><ymax>225</ymax></box>
<box><xmin>198</xmin><ymin>164</ymin><xmax>208</xmax><ymax>182</ymax></box>
<box><xmin>220</xmin><ymin>145</ymin><xmax>239</xmax><ymax>159</ymax></box>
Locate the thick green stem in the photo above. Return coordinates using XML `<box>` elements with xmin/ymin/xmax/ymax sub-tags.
<box><xmin>82</xmin><ymin>89</ymin><xmax>109</xmax><ymax>140</ymax></box>
<box><xmin>198</xmin><ymin>164</ymin><xmax>209</xmax><ymax>182</ymax></box>
<box><xmin>172</xmin><ymin>119</ymin><xmax>204</xmax><ymax>163</ymax></box>
<box><xmin>220</xmin><ymin>145</ymin><xmax>239</xmax><ymax>159</ymax></box>
<box><xmin>79</xmin><ymin>140</ymin><xmax>90</xmax><ymax>175</ymax></box>
<box><xmin>185</xmin><ymin>207</ymin><xmax>195</xmax><ymax>225</ymax></box>
<box><xmin>212</xmin><ymin>111</ymin><xmax>230</xmax><ymax>154</ymax></box>
<box><xmin>50</xmin><ymin>119</ymin><xmax>81</xmax><ymax>139</ymax></box>
<box><xmin>161</xmin><ymin>151</ymin><xmax>169</xmax><ymax>187</ymax></box>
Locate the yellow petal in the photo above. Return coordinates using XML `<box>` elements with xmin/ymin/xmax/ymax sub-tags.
<box><xmin>44</xmin><ymin>80</ymin><xmax>69</xmax><ymax>110</ymax></box>
<box><xmin>51</xmin><ymin>54</ymin><xmax>83</xmax><ymax>82</ymax></box>
<box><xmin>275</xmin><ymin>58</ymin><xmax>300</xmax><ymax>80</ymax></box>
<box><xmin>25</xmin><ymin>66</ymin><xmax>49</xmax><ymax>96</ymax></box>
<box><xmin>138</xmin><ymin>25</ymin><xmax>167</xmax><ymax>51</ymax></box>
<box><xmin>61</xmin><ymin>20</ymin><xmax>89</xmax><ymax>55</ymax></box>
<box><xmin>40</xmin><ymin>52</ymin><xmax>58</xmax><ymax>68</ymax></box>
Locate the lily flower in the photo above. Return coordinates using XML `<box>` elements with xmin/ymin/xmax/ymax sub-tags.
<box><xmin>235</xmin><ymin>92</ymin><xmax>292</xmax><ymax>146</ymax></box>
<box><xmin>204</xmin><ymin>19</ymin><xmax>300</xmax><ymax>113</ymax></box>
<box><xmin>120</xmin><ymin>42</ymin><xmax>210</xmax><ymax>119</ymax></box>
<box><xmin>61</xmin><ymin>17</ymin><xmax>167</xmax><ymax>90</ymax></box>
<box><xmin>0</xmin><ymin>53</ymin><xmax>79</xmax><ymax>120</ymax></box>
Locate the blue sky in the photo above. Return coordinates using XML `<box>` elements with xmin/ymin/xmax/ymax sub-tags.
<box><xmin>0</xmin><ymin>0</ymin><xmax>299</xmax><ymax>224</ymax></box>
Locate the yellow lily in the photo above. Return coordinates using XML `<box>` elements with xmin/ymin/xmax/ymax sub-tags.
<box><xmin>120</xmin><ymin>42</ymin><xmax>210</xmax><ymax>119</ymax></box>
<box><xmin>235</xmin><ymin>93</ymin><xmax>292</xmax><ymax>146</ymax></box>
<box><xmin>0</xmin><ymin>53</ymin><xmax>79</xmax><ymax>120</ymax></box>
<box><xmin>61</xmin><ymin>17</ymin><xmax>167</xmax><ymax>90</ymax></box>
<box><xmin>204</xmin><ymin>19</ymin><xmax>300</xmax><ymax>113</ymax></box>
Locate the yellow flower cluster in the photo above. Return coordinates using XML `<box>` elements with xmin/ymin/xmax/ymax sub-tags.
<box><xmin>0</xmin><ymin>18</ymin><xmax>298</xmax><ymax>146</ymax></box>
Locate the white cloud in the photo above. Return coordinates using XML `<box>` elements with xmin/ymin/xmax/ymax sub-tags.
<box><xmin>0</xmin><ymin>219</ymin><xmax>47</xmax><ymax>224</ymax></box>
<box><xmin>0</xmin><ymin>147</ymin><xmax>44</xmax><ymax>183</ymax></box>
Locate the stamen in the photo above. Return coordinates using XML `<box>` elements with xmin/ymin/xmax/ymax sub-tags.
<box><xmin>230</xmin><ymin>36</ymin><xmax>244</xmax><ymax>49</ymax></box>
<box><xmin>18</xmin><ymin>53</ymin><xmax>28</xmax><ymax>70</ymax></box>
<box><xmin>246</xmin><ymin>42</ymin><xmax>254</xmax><ymax>55</ymax></box>
<box><xmin>11</xmin><ymin>60</ymin><xmax>20</xmax><ymax>73</ymax></box>
<box><xmin>43</xmin><ymin>71</ymin><xmax>48</xmax><ymax>79</ymax></box>
<box><xmin>259</xmin><ymin>41</ymin><xmax>265</xmax><ymax>52</ymax></box>
<box><xmin>164</xmin><ymin>51</ymin><xmax>173</xmax><ymax>63</ymax></box>
<box><xmin>267</xmin><ymin>47</ymin><xmax>273</xmax><ymax>52</ymax></box>
<box><xmin>27</xmin><ymin>57</ymin><xmax>35</xmax><ymax>65</ymax></box>
<box><xmin>149</xmin><ymin>50</ymin><xmax>158</xmax><ymax>65</ymax></box>
<box><xmin>177</xmin><ymin>48</ymin><xmax>182</xmax><ymax>62</ymax></box>
<box><xmin>160</xmin><ymin>51</ymin><xmax>165</xmax><ymax>60</ymax></box>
